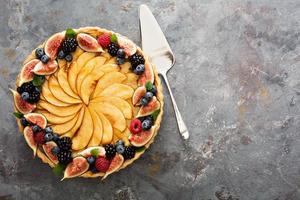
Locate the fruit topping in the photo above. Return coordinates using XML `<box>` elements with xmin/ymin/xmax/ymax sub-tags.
<box><xmin>142</xmin><ymin>117</ymin><xmax>153</xmax><ymax>131</ymax></box>
<box><xmin>97</xmin><ymin>33</ymin><xmax>111</xmax><ymax>48</ymax></box>
<box><xmin>20</xmin><ymin>117</ymin><xmax>29</xmax><ymax>127</ymax></box>
<box><xmin>78</xmin><ymin>146</ymin><xmax>106</xmax><ymax>158</ymax></box>
<box><xmin>17</xmin><ymin>82</ymin><xmax>35</xmax><ymax>94</ymax></box>
<box><xmin>42</xmin><ymin>141</ymin><xmax>59</xmax><ymax>164</ymax></box>
<box><xmin>117</xmin><ymin>49</ymin><xmax>125</xmax><ymax>58</ymax></box>
<box><xmin>45</xmin><ymin>126</ymin><xmax>53</xmax><ymax>134</ymax></box>
<box><xmin>40</xmin><ymin>54</ymin><xmax>50</xmax><ymax>64</ymax></box>
<box><xmin>65</xmin><ymin>54</ymin><xmax>73</xmax><ymax>62</ymax></box>
<box><xmin>138</xmin><ymin>61</ymin><xmax>154</xmax><ymax>85</ymax></box>
<box><xmin>129</xmin><ymin>53</ymin><xmax>145</xmax><ymax>69</ymax></box>
<box><xmin>145</xmin><ymin>91</ymin><xmax>154</xmax><ymax>101</ymax></box>
<box><xmin>87</xmin><ymin>156</ymin><xmax>95</xmax><ymax>165</ymax></box>
<box><xmin>19</xmin><ymin>59</ymin><xmax>40</xmax><ymax>86</ymax></box>
<box><xmin>122</xmin><ymin>146</ymin><xmax>136</xmax><ymax>159</ymax></box>
<box><xmin>52</xmin><ymin>133</ymin><xmax>60</xmax><ymax>142</ymax></box>
<box><xmin>117</xmin><ymin>36</ymin><xmax>137</xmax><ymax>56</ymax></box>
<box><xmin>129</xmin><ymin>119</ymin><xmax>142</xmax><ymax>134</ymax></box>
<box><xmin>21</xmin><ymin>92</ymin><xmax>29</xmax><ymax>101</ymax></box>
<box><xmin>20</xmin><ymin>87</ymin><xmax>40</xmax><ymax>104</ymax></box>
<box><xmin>116</xmin><ymin>57</ymin><xmax>125</xmax><ymax>65</ymax></box>
<box><xmin>35</xmin><ymin>48</ymin><xmax>45</xmax><ymax>59</ymax></box>
<box><xmin>102</xmin><ymin>154</ymin><xmax>124</xmax><ymax>179</ymax></box>
<box><xmin>33</xmin><ymin>59</ymin><xmax>58</xmax><ymax>75</ymax></box>
<box><xmin>116</xmin><ymin>140</ymin><xmax>125</xmax><ymax>147</ymax></box>
<box><xmin>45</xmin><ymin>32</ymin><xmax>65</xmax><ymax>59</ymax></box>
<box><xmin>95</xmin><ymin>156</ymin><xmax>110</xmax><ymax>172</ymax></box>
<box><xmin>24</xmin><ymin>113</ymin><xmax>47</xmax><ymax>129</ymax></box>
<box><xmin>51</xmin><ymin>146</ymin><xmax>60</xmax><ymax>155</ymax></box>
<box><xmin>44</xmin><ymin>132</ymin><xmax>53</xmax><ymax>142</ymax></box>
<box><xmin>23</xmin><ymin>126</ymin><xmax>37</xmax><ymax>156</ymax></box>
<box><xmin>32</xmin><ymin>125</ymin><xmax>42</xmax><ymax>133</ymax></box>
<box><xmin>107</xmin><ymin>42</ymin><xmax>119</xmax><ymax>56</ymax></box>
<box><xmin>129</xmin><ymin>126</ymin><xmax>156</xmax><ymax>147</ymax></box>
<box><xmin>116</xmin><ymin>144</ymin><xmax>125</xmax><ymax>154</ymax></box>
<box><xmin>61</xmin><ymin>37</ymin><xmax>78</xmax><ymax>53</ymax></box>
<box><xmin>140</xmin><ymin>97</ymin><xmax>149</xmax><ymax>106</ymax></box>
<box><xmin>104</xmin><ymin>144</ymin><xmax>116</xmax><ymax>160</ymax></box>
<box><xmin>57</xmin><ymin>50</ymin><xmax>65</xmax><ymax>59</ymax></box>
<box><xmin>138</xmin><ymin>96</ymin><xmax>160</xmax><ymax>117</ymax></box>
<box><xmin>133</xmin><ymin>64</ymin><xmax>145</xmax><ymax>75</ymax></box>
<box><xmin>11</xmin><ymin>89</ymin><xmax>36</xmax><ymax>114</ymax></box>
<box><xmin>34</xmin><ymin>131</ymin><xmax>46</xmax><ymax>144</ymax></box>
<box><xmin>57</xmin><ymin>150</ymin><xmax>72</xmax><ymax>165</ymax></box>
<box><xmin>77</xmin><ymin>33</ymin><xmax>104</xmax><ymax>53</ymax></box>
<box><xmin>132</xmin><ymin>86</ymin><xmax>147</xmax><ymax>106</ymax></box>
<box><xmin>57</xmin><ymin>137</ymin><xmax>72</xmax><ymax>151</ymax></box>
<box><xmin>63</xmin><ymin>156</ymin><xmax>89</xmax><ymax>179</ymax></box>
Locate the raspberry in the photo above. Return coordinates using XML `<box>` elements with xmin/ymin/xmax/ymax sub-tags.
<box><xmin>129</xmin><ymin>119</ymin><xmax>142</xmax><ymax>134</ymax></box>
<box><xmin>34</xmin><ymin>131</ymin><xmax>45</xmax><ymax>144</ymax></box>
<box><xmin>95</xmin><ymin>157</ymin><xmax>110</xmax><ymax>172</ymax></box>
<box><xmin>97</xmin><ymin>33</ymin><xmax>111</xmax><ymax>49</ymax></box>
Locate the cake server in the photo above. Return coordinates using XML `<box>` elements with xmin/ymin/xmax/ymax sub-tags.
<box><xmin>139</xmin><ymin>4</ymin><xmax>189</xmax><ymax>139</ymax></box>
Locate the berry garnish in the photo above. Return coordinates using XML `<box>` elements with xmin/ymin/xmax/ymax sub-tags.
<box><xmin>52</xmin><ymin>133</ymin><xmax>60</xmax><ymax>142</ymax></box>
<box><xmin>142</xmin><ymin>118</ymin><xmax>152</xmax><ymax>130</ymax></box>
<box><xmin>133</xmin><ymin>64</ymin><xmax>145</xmax><ymax>75</ymax></box>
<box><xmin>26</xmin><ymin>88</ymin><xmax>40</xmax><ymax>104</ymax></box>
<box><xmin>107</xmin><ymin>43</ymin><xmax>119</xmax><ymax>56</ymax></box>
<box><xmin>32</xmin><ymin>125</ymin><xmax>42</xmax><ymax>133</ymax></box>
<box><xmin>57</xmin><ymin>50</ymin><xmax>65</xmax><ymax>59</ymax></box>
<box><xmin>145</xmin><ymin>92</ymin><xmax>153</xmax><ymax>101</ymax></box>
<box><xmin>104</xmin><ymin>144</ymin><xmax>116</xmax><ymax>160</ymax></box>
<box><xmin>44</xmin><ymin>132</ymin><xmax>53</xmax><ymax>142</ymax></box>
<box><xmin>150</xmin><ymin>85</ymin><xmax>157</xmax><ymax>96</ymax></box>
<box><xmin>129</xmin><ymin>53</ymin><xmax>145</xmax><ymax>68</ymax></box>
<box><xmin>117</xmin><ymin>49</ymin><xmax>125</xmax><ymax>58</ymax></box>
<box><xmin>57</xmin><ymin>137</ymin><xmax>72</xmax><ymax>151</ymax></box>
<box><xmin>34</xmin><ymin>131</ymin><xmax>46</xmax><ymax>144</ymax></box>
<box><xmin>51</xmin><ymin>146</ymin><xmax>60</xmax><ymax>155</ymax></box>
<box><xmin>129</xmin><ymin>119</ymin><xmax>142</xmax><ymax>134</ymax></box>
<box><xmin>140</xmin><ymin>97</ymin><xmax>149</xmax><ymax>106</ymax></box>
<box><xmin>17</xmin><ymin>82</ymin><xmax>35</xmax><ymax>94</ymax></box>
<box><xmin>35</xmin><ymin>48</ymin><xmax>44</xmax><ymax>59</ymax></box>
<box><xmin>97</xmin><ymin>33</ymin><xmax>111</xmax><ymax>48</ymax></box>
<box><xmin>45</xmin><ymin>126</ymin><xmax>53</xmax><ymax>134</ymax></box>
<box><xmin>116</xmin><ymin>140</ymin><xmax>125</xmax><ymax>146</ymax></box>
<box><xmin>65</xmin><ymin>54</ymin><xmax>73</xmax><ymax>62</ymax></box>
<box><xmin>40</xmin><ymin>55</ymin><xmax>49</xmax><ymax>64</ymax></box>
<box><xmin>122</xmin><ymin>146</ymin><xmax>136</xmax><ymax>160</ymax></box>
<box><xmin>61</xmin><ymin>37</ymin><xmax>78</xmax><ymax>53</ymax></box>
<box><xmin>95</xmin><ymin>157</ymin><xmax>110</xmax><ymax>172</ymax></box>
<box><xmin>21</xmin><ymin>92</ymin><xmax>29</xmax><ymax>101</ymax></box>
<box><xmin>57</xmin><ymin>150</ymin><xmax>72</xmax><ymax>165</ymax></box>
<box><xmin>87</xmin><ymin>156</ymin><xmax>95</xmax><ymax>165</ymax></box>
<box><xmin>20</xmin><ymin>117</ymin><xmax>29</xmax><ymax>127</ymax></box>
<box><xmin>116</xmin><ymin>57</ymin><xmax>125</xmax><ymax>65</ymax></box>
<box><xmin>116</xmin><ymin>145</ymin><xmax>125</xmax><ymax>154</ymax></box>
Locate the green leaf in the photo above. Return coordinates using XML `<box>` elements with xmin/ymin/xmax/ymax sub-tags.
<box><xmin>13</xmin><ymin>112</ymin><xmax>23</xmax><ymax>119</ymax></box>
<box><xmin>145</xmin><ymin>81</ymin><xmax>153</xmax><ymax>91</ymax></box>
<box><xmin>66</xmin><ymin>28</ymin><xmax>76</xmax><ymax>38</ymax></box>
<box><xmin>32</xmin><ymin>75</ymin><xmax>45</xmax><ymax>87</ymax></box>
<box><xmin>151</xmin><ymin>109</ymin><xmax>161</xmax><ymax>121</ymax></box>
<box><xmin>135</xmin><ymin>146</ymin><xmax>145</xmax><ymax>152</ymax></box>
<box><xmin>53</xmin><ymin>163</ymin><xmax>66</xmax><ymax>176</ymax></box>
<box><xmin>91</xmin><ymin>149</ymin><xmax>99</xmax><ymax>157</ymax></box>
<box><xmin>110</xmin><ymin>34</ymin><xmax>118</xmax><ymax>43</ymax></box>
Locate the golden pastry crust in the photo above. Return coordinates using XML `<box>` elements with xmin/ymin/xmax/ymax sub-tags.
<box><xmin>15</xmin><ymin>27</ymin><xmax>164</xmax><ymax>179</ymax></box>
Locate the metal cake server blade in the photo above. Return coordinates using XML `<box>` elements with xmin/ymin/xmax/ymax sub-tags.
<box><xmin>139</xmin><ymin>4</ymin><xmax>189</xmax><ymax>140</ymax></box>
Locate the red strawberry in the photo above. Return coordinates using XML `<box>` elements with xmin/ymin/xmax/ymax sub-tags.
<box><xmin>97</xmin><ymin>33</ymin><xmax>111</xmax><ymax>48</ymax></box>
<box><xmin>95</xmin><ymin>156</ymin><xmax>110</xmax><ymax>172</ymax></box>
<box><xmin>34</xmin><ymin>131</ymin><xmax>45</xmax><ymax>144</ymax></box>
<box><xmin>129</xmin><ymin>119</ymin><xmax>142</xmax><ymax>134</ymax></box>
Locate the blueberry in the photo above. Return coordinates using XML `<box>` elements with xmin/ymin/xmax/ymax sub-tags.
<box><xmin>150</xmin><ymin>85</ymin><xmax>157</xmax><ymax>96</ymax></box>
<box><xmin>52</xmin><ymin>133</ymin><xmax>59</xmax><ymax>142</ymax></box>
<box><xmin>117</xmin><ymin>49</ymin><xmax>125</xmax><ymax>58</ymax></box>
<box><xmin>87</xmin><ymin>156</ymin><xmax>95</xmax><ymax>165</ymax></box>
<box><xmin>133</xmin><ymin>64</ymin><xmax>145</xmax><ymax>75</ymax></box>
<box><xmin>51</xmin><ymin>146</ymin><xmax>60</xmax><ymax>155</ymax></box>
<box><xmin>57</xmin><ymin>50</ymin><xmax>65</xmax><ymax>59</ymax></box>
<box><xmin>44</xmin><ymin>133</ymin><xmax>53</xmax><ymax>142</ymax></box>
<box><xmin>45</xmin><ymin>126</ymin><xmax>53</xmax><ymax>134</ymax></box>
<box><xmin>41</xmin><ymin>55</ymin><xmax>49</xmax><ymax>64</ymax></box>
<box><xmin>21</xmin><ymin>92</ymin><xmax>29</xmax><ymax>101</ymax></box>
<box><xmin>116</xmin><ymin>140</ymin><xmax>125</xmax><ymax>147</ymax></box>
<box><xmin>116</xmin><ymin>57</ymin><xmax>125</xmax><ymax>65</ymax></box>
<box><xmin>32</xmin><ymin>125</ymin><xmax>41</xmax><ymax>133</ymax></box>
<box><xmin>142</xmin><ymin>118</ymin><xmax>152</xmax><ymax>130</ymax></box>
<box><xmin>90</xmin><ymin>166</ymin><xmax>98</xmax><ymax>173</ymax></box>
<box><xmin>65</xmin><ymin>54</ymin><xmax>73</xmax><ymax>62</ymax></box>
<box><xmin>145</xmin><ymin>92</ymin><xmax>153</xmax><ymax>100</ymax></box>
<box><xmin>20</xmin><ymin>118</ymin><xmax>29</xmax><ymax>127</ymax></box>
<box><xmin>35</xmin><ymin>48</ymin><xmax>44</xmax><ymax>59</ymax></box>
<box><xmin>140</xmin><ymin>97</ymin><xmax>149</xmax><ymax>106</ymax></box>
<box><xmin>116</xmin><ymin>145</ymin><xmax>125</xmax><ymax>154</ymax></box>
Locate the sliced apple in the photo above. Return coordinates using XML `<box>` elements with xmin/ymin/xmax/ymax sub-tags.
<box><xmin>38</xmin><ymin>101</ymin><xmax>82</xmax><ymax>117</ymax></box>
<box><xmin>120</xmin><ymin>62</ymin><xmax>132</xmax><ymax>74</ymax></box>
<box><xmin>99</xmin><ymin>83</ymin><xmax>134</xmax><ymax>100</ymax></box>
<box><xmin>87</xmin><ymin>106</ymin><xmax>103</xmax><ymax>147</ymax></box>
<box><xmin>97</xmin><ymin>112</ymin><xmax>113</xmax><ymax>145</ymax></box>
<box><xmin>92</xmin><ymin>72</ymin><xmax>126</xmax><ymax>99</ymax></box>
<box><xmin>72</xmin><ymin>107</ymin><xmax>93</xmax><ymax>150</ymax></box>
<box><xmin>123</xmin><ymin>72</ymin><xmax>139</xmax><ymax>89</ymax></box>
<box><xmin>57</xmin><ymin>68</ymin><xmax>80</xmax><ymax>99</ymax></box>
<box><xmin>63</xmin><ymin>107</ymin><xmax>85</xmax><ymax>138</ymax></box>
<box><xmin>35</xmin><ymin>110</ymin><xmax>75</xmax><ymax>124</ymax></box>
<box><xmin>51</xmin><ymin>111</ymin><xmax>79</xmax><ymax>135</ymax></box>
<box><xmin>41</xmin><ymin>80</ymin><xmax>71</xmax><ymax>107</ymax></box>
<box><xmin>67</xmin><ymin>61</ymin><xmax>79</xmax><ymax>94</ymax></box>
<box><xmin>71</xmin><ymin>47</ymin><xmax>84</xmax><ymax>61</ymax></box>
<box><xmin>97</xmin><ymin>63</ymin><xmax>119</xmax><ymax>73</ymax></box>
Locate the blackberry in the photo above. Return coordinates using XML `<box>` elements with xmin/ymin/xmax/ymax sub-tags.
<box><xmin>107</xmin><ymin>43</ymin><xmax>119</xmax><ymax>56</ymax></box>
<box><xmin>129</xmin><ymin>53</ymin><xmax>145</xmax><ymax>69</ymax></box>
<box><xmin>57</xmin><ymin>137</ymin><xmax>72</xmax><ymax>151</ymax></box>
<box><xmin>26</xmin><ymin>88</ymin><xmax>40</xmax><ymax>104</ymax></box>
<box><xmin>104</xmin><ymin>144</ymin><xmax>116</xmax><ymax>160</ymax></box>
<box><xmin>122</xmin><ymin>146</ymin><xmax>135</xmax><ymax>160</ymax></box>
<box><xmin>17</xmin><ymin>82</ymin><xmax>35</xmax><ymax>94</ymax></box>
<box><xmin>57</xmin><ymin>150</ymin><xmax>72</xmax><ymax>165</ymax></box>
<box><xmin>61</xmin><ymin>38</ymin><xmax>78</xmax><ymax>53</ymax></box>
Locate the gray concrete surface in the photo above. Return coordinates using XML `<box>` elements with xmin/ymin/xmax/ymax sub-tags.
<box><xmin>1</xmin><ymin>0</ymin><xmax>300</xmax><ymax>199</ymax></box>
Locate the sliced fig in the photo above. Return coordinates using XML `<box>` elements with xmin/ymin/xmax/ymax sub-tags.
<box><xmin>102</xmin><ymin>154</ymin><xmax>124</xmax><ymax>180</ymax></box>
<box><xmin>32</xmin><ymin>60</ymin><xmax>58</xmax><ymax>75</ymax></box>
<box><xmin>23</xmin><ymin>126</ymin><xmax>37</xmax><ymax>156</ymax></box>
<box><xmin>77</xmin><ymin>33</ymin><xmax>104</xmax><ymax>53</ymax></box>
<box><xmin>137</xmin><ymin>97</ymin><xmax>160</xmax><ymax>117</ymax></box>
<box><xmin>24</xmin><ymin>113</ymin><xmax>47</xmax><ymax>129</ymax></box>
<box><xmin>138</xmin><ymin>60</ymin><xmax>154</xmax><ymax>85</ymax></box>
<box><xmin>132</xmin><ymin>86</ymin><xmax>146</xmax><ymax>106</ymax></box>
<box><xmin>62</xmin><ymin>156</ymin><xmax>89</xmax><ymax>180</ymax></box>
<box><xmin>11</xmin><ymin>89</ymin><xmax>36</xmax><ymax>114</ymax></box>
<box><xmin>45</xmin><ymin>32</ymin><xmax>65</xmax><ymax>59</ymax></box>
<box><xmin>42</xmin><ymin>141</ymin><xmax>59</xmax><ymax>164</ymax></box>
<box><xmin>18</xmin><ymin>59</ymin><xmax>40</xmax><ymax>86</ymax></box>
<box><xmin>117</xmin><ymin>36</ymin><xmax>136</xmax><ymax>56</ymax></box>
<box><xmin>77</xmin><ymin>146</ymin><xmax>106</xmax><ymax>158</ymax></box>
<box><xmin>129</xmin><ymin>126</ymin><xmax>156</xmax><ymax>147</ymax></box>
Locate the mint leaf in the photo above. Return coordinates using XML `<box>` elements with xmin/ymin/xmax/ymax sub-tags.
<box><xmin>151</xmin><ymin>109</ymin><xmax>160</xmax><ymax>121</ymax></box>
<box><xmin>53</xmin><ymin>163</ymin><xmax>65</xmax><ymax>176</ymax></box>
<box><xmin>135</xmin><ymin>146</ymin><xmax>145</xmax><ymax>152</ymax></box>
<box><xmin>13</xmin><ymin>112</ymin><xmax>23</xmax><ymax>119</ymax></box>
<box><xmin>145</xmin><ymin>81</ymin><xmax>153</xmax><ymax>91</ymax></box>
<box><xmin>91</xmin><ymin>149</ymin><xmax>99</xmax><ymax>157</ymax></box>
<box><xmin>32</xmin><ymin>75</ymin><xmax>45</xmax><ymax>87</ymax></box>
<box><xmin>110</xmin><ymin>34</ymin><xmax>118</xmax><ymax>43</ymax></box>
<box><xmin>66</xmin><ymin>28</ymin><xmax>76</xmax><ymax>38</ymax></box>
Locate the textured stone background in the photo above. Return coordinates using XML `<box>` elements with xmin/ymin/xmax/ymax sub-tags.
<box><xmin>1</xmin><ymin>0</ymin><xmax>300</xmax><ymax>199</ymax></box>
